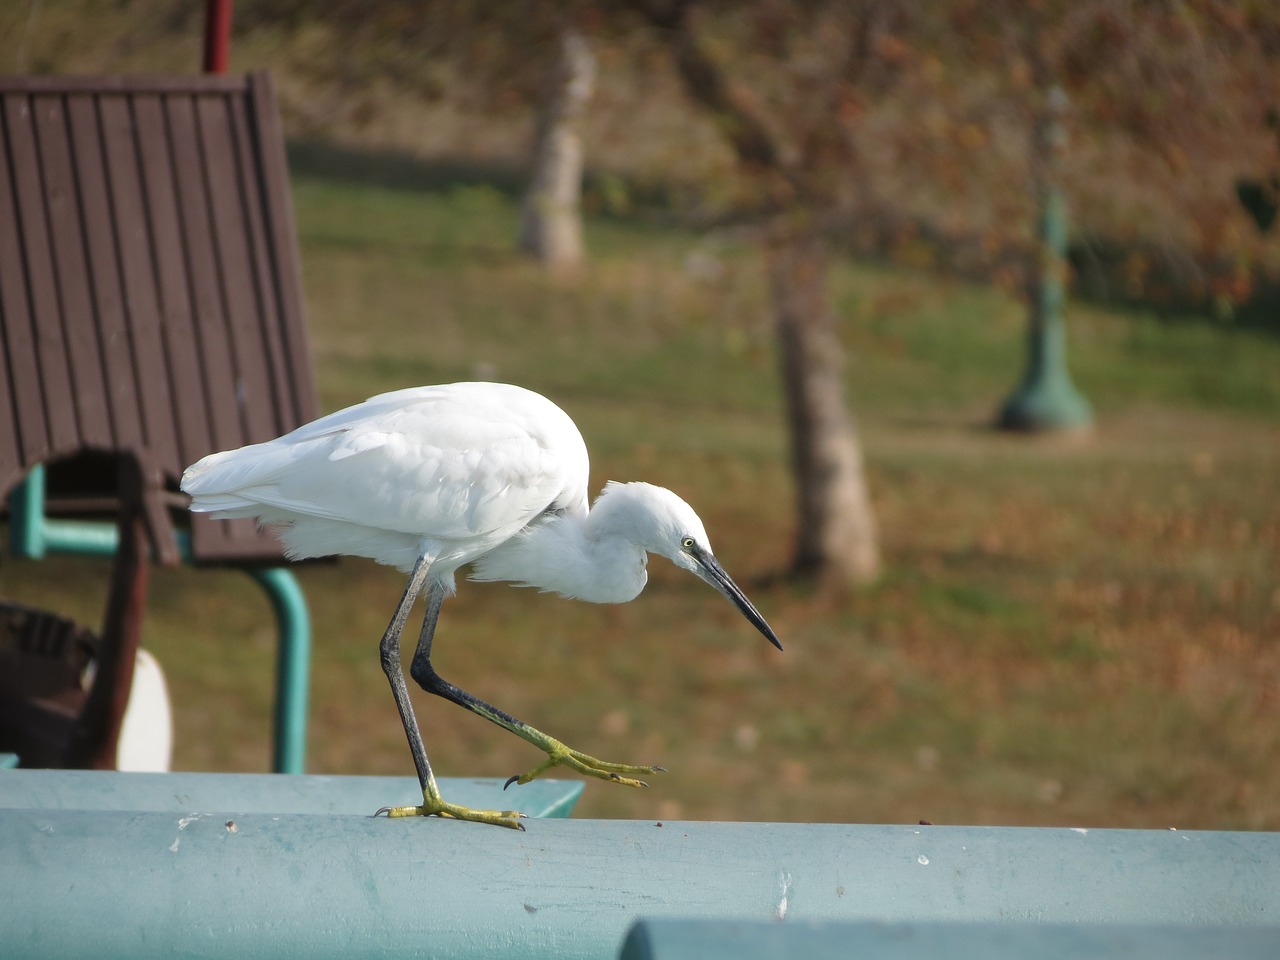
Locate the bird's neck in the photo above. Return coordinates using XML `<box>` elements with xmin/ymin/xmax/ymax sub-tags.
<box><xmin>469</xmin><ymin>512</ymin><xmax>649</xmax><ymax>604</ymax></box>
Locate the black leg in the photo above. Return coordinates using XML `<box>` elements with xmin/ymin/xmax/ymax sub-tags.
<box><xmin>407</xmin><ymin>580</ymin><xmax>663</xmax><ymax>789</ymax></box>
<box><xmin>410</xmin><ymin>581</ymin><xmax>528</xmax><ymax>731</ymax></box>
<box><xmin>376</xmin><ymin>558</ymin><xmax>526</xmax><ymax>827</ymax></box>
<box><xmin>379</xmin><ymin>555</ymin><xmax>436</xmax><ymax>792</ymax></box>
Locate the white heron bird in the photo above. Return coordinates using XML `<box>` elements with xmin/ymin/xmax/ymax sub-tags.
<box><xmin>182</xmin><ymin>381</ymin><xmax>782</xmax><ymax>829</ymax></box>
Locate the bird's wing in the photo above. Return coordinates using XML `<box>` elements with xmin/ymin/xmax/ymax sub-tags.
<box><xmin>183</xmin><ymin>384</ymin><xmax>588</xmax><ymax>547</ymax></box>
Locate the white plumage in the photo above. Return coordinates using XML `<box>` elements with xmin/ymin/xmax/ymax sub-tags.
<box><xmin>183</xmin><ymin>382</ymin><xmax>588</xmax><ymax>582</ymax></box>
<box><xmin>182</xmin><ymin>381</ymin><xmax>780</xmax><ymax>828</ymax></box>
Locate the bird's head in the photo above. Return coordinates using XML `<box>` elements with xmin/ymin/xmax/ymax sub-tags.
<box><xmin>593</xmin><ymin>482</ymin><xmax>783</xmax><ymax>651</ymax></box>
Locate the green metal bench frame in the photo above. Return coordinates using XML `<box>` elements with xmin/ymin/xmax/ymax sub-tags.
<box><xmin>7</xmin><ymin>465</ymin><xmax>309</xmax><ymax>772</ymax></box>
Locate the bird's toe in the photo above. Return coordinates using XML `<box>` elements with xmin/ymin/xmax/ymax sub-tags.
<box><xmin>374</xmin><ymin>797</ymin><xmax>527</xmax><ymax>829</ymax></box>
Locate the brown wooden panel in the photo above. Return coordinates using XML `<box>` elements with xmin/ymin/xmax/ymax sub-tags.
<box><xmin>1</xmin><ymin>74</ymin><xmax>317</xmax><ymax>563</ymax></box>
<box><xmin>196</xmin><ymin>93</ymin><xmax>275</xmax><ymax>443</ymax></box>
<box><xmin>129</xmin><ymin>95</ymin><xmax>212</xmax><ymax>473</ymax></box>
<box><xmin>98</xmin><ymin>93</ymin><xmax>181</xmax><ymax>474</ymax></box>
<box><xmin>0</xmin><ymin>97</ymin><xmax>39</xmax><ymax>487</ymax></box>
<box><xmin>227</xmin><ymin>91</ymin><xmax>293</xmax><ymax>433</ymax></box>
<box><xmin>248</xmin><ymin>72</ymin><xmax>319</xmax><ymax>432</ymax></box>
<box><xmin>32</xmin><ymin>94</ymin><xmax>114</xmax><ymax>449</ymax></box>
<box><xmin>66</xmin><ymin>96</ymin><xmax>145</xmax><ymax>455</ymax></box>
<box><xmin>0</xmin><ymin>76</ymin><xmax>248</xmax><ymax>96</ymax></box>
<box><xmin>4</xmin><ymin>94</ymin><xmax>78</xmax><ymax>459</ymax></box>
<box><xmin>163</xmin><ymin>94</ymin><xmax>242</xmax><ymax>456</ymax></box>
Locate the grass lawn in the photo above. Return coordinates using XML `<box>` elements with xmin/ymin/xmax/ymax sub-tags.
<box><xmin>5</xmin><ymin>148</ymin><xmax>1278</xmax><ymax>830</ymax></box>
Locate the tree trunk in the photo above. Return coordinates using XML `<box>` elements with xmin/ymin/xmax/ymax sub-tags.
<box><xmin>635</xmin><ymin>0</ymin><xmax>880</xmax><ymax>585</ymax></box>
<box><xmin>767</xmin><ymin>226</ymin><xmax>880</xmax><ymax>585</ymax></box>
<box><xmin>519</xmin><ymin>26</ymin><xmax>595</xmax><ymax>271</ymax></box>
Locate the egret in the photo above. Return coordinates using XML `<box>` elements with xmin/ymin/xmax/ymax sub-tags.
<box><xmin>182</xmin><ymin>381</ymin><xmax>782</xmax><ymax>829</ymax></box>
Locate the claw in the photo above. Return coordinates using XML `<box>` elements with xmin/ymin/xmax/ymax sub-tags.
<box><xmin>375</xmin><ymin>793</ymin><xmax>528</xmax><ymax>829</ymax></box>
<box><xmin>505</xmin><ymin>740</ymin><xmax>666</xmax><ymax>790</ymax></box>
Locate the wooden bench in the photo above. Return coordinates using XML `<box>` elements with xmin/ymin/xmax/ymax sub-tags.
<box><xmin>0</xmin><ymin>72</ymin><xmax>319</xmax><ymax>771</ymax></box>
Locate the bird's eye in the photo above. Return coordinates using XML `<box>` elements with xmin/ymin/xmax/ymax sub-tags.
<box><xmin>681</xmin><ymin>537</ymin><xmax>696</xmax><ymax>550</ymax></box>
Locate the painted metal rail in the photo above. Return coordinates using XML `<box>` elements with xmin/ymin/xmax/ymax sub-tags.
<box><xmin>621</xmin><ymin>919</ymin><xmax>1280</xmax><ymax>960</ymax></box>
<box><xmin>2</xmin><ymin>769</ymin><xmax>1277</xmax><ymax>959</ymax></box>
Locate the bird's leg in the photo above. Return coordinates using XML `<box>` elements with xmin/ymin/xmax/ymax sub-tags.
<box><xmin>409</xmin><ymin>582</ymin><xmax>664</xmax><ymax>790</ymax></box>
<box><xmin>375</xmin><ymin>557</ymin><xmax>525</xmax><ymax>829</ymax></box>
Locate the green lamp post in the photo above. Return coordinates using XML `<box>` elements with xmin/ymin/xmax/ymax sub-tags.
<box><xmin>997</xmin><ymin>87</ymin><xmax>1093</xmax><ymax>433</ymax></box>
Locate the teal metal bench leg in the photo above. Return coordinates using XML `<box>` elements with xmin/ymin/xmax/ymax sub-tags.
<box><xmin>6</xmin><ymin>467</ymin><xmax>311</xmax><ymax>773</ymax></box>
<box><xmin>8</xmin><ymin>464</ymin><xmax>47</xmax><ymax>558</ymax></box>
<box><xmin>248</xmin><ymin>567</ymin><xmax>310</xmax><ymax>774</ymax></box>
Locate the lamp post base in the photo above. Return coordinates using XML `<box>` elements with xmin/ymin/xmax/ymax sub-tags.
<box><xmin>996</xmin><ymin>375</ymin><xmax>1093</xmax><ymax>433</ymax></box>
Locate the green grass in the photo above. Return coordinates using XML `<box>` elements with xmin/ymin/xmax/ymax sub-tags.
<box><xmin>5</xmin><ymin>153</ymin><xmax>1279</xmax><ymax>831</ymax></box>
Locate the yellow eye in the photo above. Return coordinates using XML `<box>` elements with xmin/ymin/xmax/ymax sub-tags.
<box><xmin>681</xmin><ymin>537</ymin><xmax>696</xmax><ymax>550</ymax></box>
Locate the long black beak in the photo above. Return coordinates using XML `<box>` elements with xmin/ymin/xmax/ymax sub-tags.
<box><xmin>693</xmin><ymin>549</ymin><xmax>784</xmax><ymax>651</ymax></box>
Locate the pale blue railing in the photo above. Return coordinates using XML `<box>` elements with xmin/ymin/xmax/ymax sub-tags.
<box><xmin>1</xmin><ymin>768</ymin><xmax>1277</xmax><ymax>959</ymax></box>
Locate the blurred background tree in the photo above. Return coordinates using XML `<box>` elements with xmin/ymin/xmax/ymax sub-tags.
<box><xmin>518</xmin><ymin>18</ymin><xmax>596</xmax><ymax>271</ymax></box>
<box><xmin>15</xmin><ymin>0</ymin><xmax>1270</xmax><ymax>326</ymax></box>
<box><xmin>632</xmin><ymin>0</ymin><xmax>895</xmax><ymax>586</ymax></box>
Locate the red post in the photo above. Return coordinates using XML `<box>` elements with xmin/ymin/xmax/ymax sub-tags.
<box><xmin>202</xmin><ymin>0</ymin><xmax>233</xmax><ymax>74</ymax></box>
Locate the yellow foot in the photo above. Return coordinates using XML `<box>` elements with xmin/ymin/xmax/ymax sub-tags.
<box><xmin>374</xmin><ymin>795</ymin><xmax>527</xmax><ymax>830</ymax></box>
<box><xmin>504</xmin><ymin>741</ymin><xmax>666</xmax><ymax>790</ymax></box>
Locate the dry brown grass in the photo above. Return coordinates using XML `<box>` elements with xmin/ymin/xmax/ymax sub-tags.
<box><xmin>3</xmin><ymin>138</ymin><xmax>1278</xmax><ymax>831</ymax></box>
